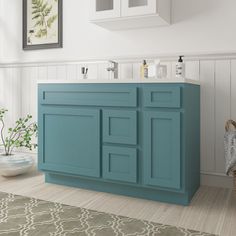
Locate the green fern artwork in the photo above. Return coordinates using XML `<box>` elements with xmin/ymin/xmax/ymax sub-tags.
<box><xmin>27</xmin><ymin>0</ymin><xmax>59</xmax><ymax>45</ymax></box>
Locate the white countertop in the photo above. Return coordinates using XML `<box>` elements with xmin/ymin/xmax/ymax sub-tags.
<box><xmin>37</xmin><ymin>78</ymin><xmax>200</xmax><ymax>85</ymax></box>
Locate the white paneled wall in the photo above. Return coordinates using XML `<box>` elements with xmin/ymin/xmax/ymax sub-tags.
<box><xmin>0</xmin><ymin>67</ymin><xmax>21</xmax><ymax>130</ymax></box>
<box><xmin>0</xmin><ymin>58</ymin><xmax>235</xmax><ymax>184</ymax></box>
<box><xmin>200</xmin><ymin>61</ymin><xmax>215</xmax><ymax>173</ymax></box>
<box><xmin>215</xmin><ymin>61</ymin><xmax>231</xmax><ymax>173</ymax></box>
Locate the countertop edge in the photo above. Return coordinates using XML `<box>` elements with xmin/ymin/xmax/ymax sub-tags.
<box><xmin>37</xmin><ymin>78</ymin><xmax>200</xmax><ymax>85</ymax></box>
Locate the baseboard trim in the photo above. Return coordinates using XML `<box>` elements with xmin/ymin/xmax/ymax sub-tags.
<box><xmin>201</xmin><ymin>172</ymin><xmax>233</xmax><ymax>189</ymax></box>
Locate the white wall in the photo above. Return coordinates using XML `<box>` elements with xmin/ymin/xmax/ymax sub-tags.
<box><xmin>1</xmin><ymin>0</ymin><xmax>236</xmax><ymax>63</ymax></box>
<box><xmin>0</xmin><ymin>0</ymin><xmax>4</xmax><ymax>60</ymax></box>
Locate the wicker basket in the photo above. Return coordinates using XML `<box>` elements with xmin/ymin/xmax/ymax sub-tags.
<box><xmin>234</xmin><ymin>171</ymin><xmax>236</xmax><ymax>192</ymax></box>
<box><xmin>225</xmin><ymin>119</ymin><xmax>236</xmax><ymax>191</ymax></box>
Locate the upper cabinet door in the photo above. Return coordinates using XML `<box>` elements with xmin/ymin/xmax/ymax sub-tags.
<box><xmin>90</xmin><ymin>0</ymin><xmax>121</xmax><ymax>20</ymax></box>
<box><xmin>121</xmin><ymin>0</ymin><xmax>157</xmax><ymax>17</ymax></box>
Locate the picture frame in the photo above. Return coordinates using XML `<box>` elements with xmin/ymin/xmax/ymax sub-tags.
<box><xmin>23</xmin><ymin>0</ymin><xmax>63</xmax><ymax>50</ymax></box>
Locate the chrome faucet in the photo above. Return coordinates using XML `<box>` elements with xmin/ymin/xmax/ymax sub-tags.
<box><xmin>107</xmin><ymin>60</ymin><xmax>118</xmax><ymax>79</ymax></box>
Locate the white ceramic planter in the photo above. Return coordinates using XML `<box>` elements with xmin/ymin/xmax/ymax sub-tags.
<box><xmin>0</xmin><ymin>154</ymin><xmax>34</xmax><ymax>177</ymax></box>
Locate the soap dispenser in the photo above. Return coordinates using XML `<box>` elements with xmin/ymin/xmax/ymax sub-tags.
<box><xmin>140</xmin><ymin>60</ymin><xmax>148</xmax><ymax>79</ymax></box>
<box><xmin>176</xmin><ymin>56</ymin><xmax>185</xmax><ymax>79</ymax></box>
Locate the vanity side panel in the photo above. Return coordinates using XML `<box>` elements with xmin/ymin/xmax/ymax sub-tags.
<box><xmin>182</xmin><ymin>84</ymin><xmax>200</xmax><ymax>200</ymax></box>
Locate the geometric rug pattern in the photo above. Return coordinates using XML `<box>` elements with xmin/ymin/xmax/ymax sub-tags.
<box><xmin>0</xmin><ymin>192</ymin><xmax>217</xmax><ymax>236</ymax></box>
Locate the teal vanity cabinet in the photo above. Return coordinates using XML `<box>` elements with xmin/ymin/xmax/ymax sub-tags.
<box><xmin>38</xmin><ymin>82</ymin><xmax>200</xmax><ymax>205</ymax></box>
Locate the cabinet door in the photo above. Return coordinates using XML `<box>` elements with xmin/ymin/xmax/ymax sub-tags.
<box><xmin>121</xmin><ymin>0</ymin><xmax>157</xmax><ymax>17</ymax></box>
<box><xmin>90</xmin><ymin>0</ymin><xmax>121</xmax><ymax>20</ymax></box>
<box><xmin>143</xmin><ymin>111</ymin><xmax>181</xmax><ymax>189</ymax></box>
<box><xmin>38</xmin><ymin>107</ymin><xmax>100</xmax><ymax>178</ymax></box>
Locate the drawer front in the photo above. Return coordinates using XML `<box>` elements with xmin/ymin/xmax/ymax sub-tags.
<box><xmin>143</xmin><ymin>87</ymin><xmax>181</xmax><ymax>108</ymax></box>
<box><xmin>103</xmin><ymin>146</ymin><xmax>137</xmax><ymax>183</ymax></box>
<box><xmin>39</xmin><ymin>85</ymin><xmax>137</xmax><ymax>107</ymax></box>
<box><xmin>103</xmin><ymin>110</ymin><xmax>137</xmax><ymax>145</ymax></box>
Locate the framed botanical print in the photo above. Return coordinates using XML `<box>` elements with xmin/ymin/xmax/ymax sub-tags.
<box><xmin>23</xmin><ymin>0</ymin><xmax>63</xmax><ymax>50</ymax></box>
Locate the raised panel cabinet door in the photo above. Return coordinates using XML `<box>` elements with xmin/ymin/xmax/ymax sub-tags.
<box><xmin>143</xmin><ymin>111</ymin><xmax>181</xmax><ymax>189</ymax></box>
<box><xmin>38</xmin><ymin>107</ymin><xmax>101</xmax><ymax>178</ymax></box>
<box><xmin>90</xmin><ymin>0</ymin><xmax>121</xmax><ymax>20</ymax></box>
<box><xmin>121</xmin><ymin>0</ymin><xmax>157</xmax><ymax>17</ymax></box>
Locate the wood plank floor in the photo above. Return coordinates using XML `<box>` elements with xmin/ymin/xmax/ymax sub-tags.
<box><xmin>0</xmin><ymin>168</ymin><xmax>235</xmax><ymax>236</ymax></box>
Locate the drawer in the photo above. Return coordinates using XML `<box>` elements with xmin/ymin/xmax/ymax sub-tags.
<box><xmin>143</xmin><ymin>87</ymin><xmax>181</xmax><ymax>108</ymax></box>
<box><xmin>102</xmin><ymin>146</ymin><xmax>137</xmax><ymax>183</ymax></box>
<box><xmin>103</xmin><ymin>110</ymin><xmax>137</xmax><ymax>145</ymax></box>
<box><xmin>39</xmin><ymin>85</ymin><xmax>137</xmax><ymax>107</ymax></box>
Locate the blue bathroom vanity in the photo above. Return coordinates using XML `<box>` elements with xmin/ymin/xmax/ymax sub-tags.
<box><xmin>38</xmin><ymin>79</ymin><xmax>200</xmax><ymax>205</ymax></box>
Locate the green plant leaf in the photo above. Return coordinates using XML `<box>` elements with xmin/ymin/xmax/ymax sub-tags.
<box><xmin>0</xmin><ymin>109</ymin><xmax>38</xmax><ymax>155</ymax></box>
<box><xmin>47</xmin><ymin>15</ymin><xmax>57</xmax><ymax>28</ymax></box>
<box><xmin>44</xmin><ymin>5</ymin><xmax>52</xmax><ymax>17</ymax></box>
<box><xmin>32</xmin><ymin>13</ymin><xmax>41</xmax><ymax>20</ymax></box>
<box><xmin>35</xmin><ymin>29</ymin><xmax>47</xmax><ymax>38</ymax></box>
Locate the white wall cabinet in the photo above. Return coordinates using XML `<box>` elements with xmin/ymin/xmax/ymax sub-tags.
<box><xmin>90</xmin><ymin>0</ymin><xmax>171</xmax><ymax>30</ymax></box>
<box><xmin>90</xmin><ymin>0</ymin><xmax>121</xmax><ymax>20</ymax></box>
<box><xmin>121</xmin><ymin>0</ymin><xmax>157</xmax><ymax>17</ymax></box>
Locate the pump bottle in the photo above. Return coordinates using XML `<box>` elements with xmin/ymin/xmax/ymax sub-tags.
<box><xmin>176</xmin><ymin>56</ymin><xmax>185</xmax><ymax>78</ymax></box>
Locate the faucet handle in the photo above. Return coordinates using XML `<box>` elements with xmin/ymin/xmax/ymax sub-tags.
<box><xmin>108</xmin><ymin>60</ymin><xmax>118</xmax><ymax>68</ymax></box>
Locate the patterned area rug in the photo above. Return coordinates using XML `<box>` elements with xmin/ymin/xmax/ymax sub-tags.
<box><xmin>0</xmin><ymin>192</ymin><xmax>217</xmax><ymax>236</ymax></box>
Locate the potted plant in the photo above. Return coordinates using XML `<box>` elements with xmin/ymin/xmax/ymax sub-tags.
<box><xmin>0</xmin><ymin>108</ymin><xmax>38</xmax><ymax>176</ymax></box>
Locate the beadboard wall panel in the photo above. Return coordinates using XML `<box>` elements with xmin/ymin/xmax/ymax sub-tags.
<box><xmin>0</xmin><ymin>67</ymin><xmax>21</xmax><ymax>131</ymax></box>
<box><xmin>67</xmin><ymin>65</ymin><xmax>77</xmax><ymax>80</ymax></box>
<box><xmin>200</xmin><ymin>60</ymin><xmax>215</xmax><ymax>173</ymax></box>
<box><xmin>215</xmin><ymin>61</ymin><xmax>231</xmax><ymax>173</ymax></box>
<box><xmin>231</xmin><ymin>60</ymin><xmax>236</xmax><ymax>119</ymax></box>
<box><xmin>38</xmin><ymin>66</ymin><xmax>47</xmax><ymax>81</ymax></box>
<box><xmin>47</xmin><ymin>66</ymin><xmax>57</xmax><ymax>80</ymax></box>
<box><xmin>0</xmin><ymin>59</ymin><xmax>235</xmax><ymax>187</ymax></box>
<box><xmin>185</xmin><ymin>61</ymin><xmax>200</xmax><ymax>81</ymax></box>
